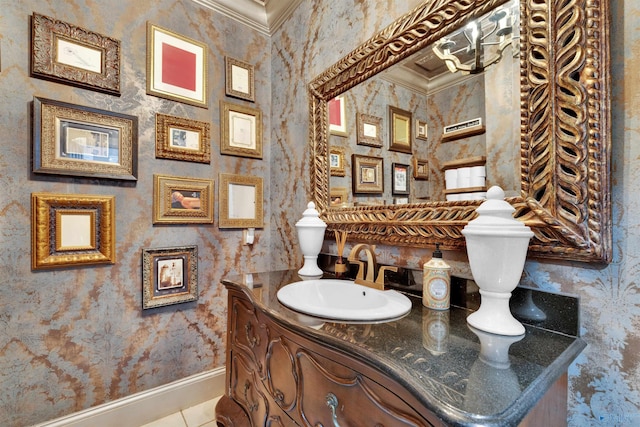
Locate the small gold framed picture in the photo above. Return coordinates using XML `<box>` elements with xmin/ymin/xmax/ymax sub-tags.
<box><xmin>31</xmin><ymin>193</ymin><xmax>116</xmax><ymax>270</ymax></box>
<box><xmin>142</xmin><ymin>245</ymin><xmax>198</xmax><ymax>309</ymax></box>
<box><xmin>389</xmin><ymin>105</ymin><xmax>412</xmax><ymax>154</ymax></box>
<box><xmin>219</xmin><ymin>173</ymin><xmax>264</xmax><ymax>229</ymax></box>
<box><xmin>329</xmin><ymin>147</ymin><xmax>346</xmax><ymax>177</ymax></box>
<box><xmin>352</xmin><ymin>154</ymin><xmax>384</xmax><ymax>194</ymax></box>
<box><xmin>357</xmin><ymin>113</ymin><xmax>383</xmax><ymax>147</ymax></box>
<box><xmin>225</xmin><ymin>56</ymin><xmax>255</xmax><ymax>102</ymax></box>
<box><xmin>153</xmin><ymin>175</ymin><xmax>214</xmax><ymax>224</ymax></box>
<box><xmin>155</xmin><ymin>113</ymin><xmax>211</xmax><ymax>164</ymax></box>
<box><xmin>220</xmin><ymin>101</ymin><xmax>263</xmax><ymax>159</ymax></box>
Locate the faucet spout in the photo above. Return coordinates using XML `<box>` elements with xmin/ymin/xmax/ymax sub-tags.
<box><xmin>347</xmin><ymin>244</ymin><xmax>377</xmax><ymax>282</ymax></box>
<box><xmin>347</xmin><ymin>244</ymin><xmax>399</xmax><ymax>290</ymax></box>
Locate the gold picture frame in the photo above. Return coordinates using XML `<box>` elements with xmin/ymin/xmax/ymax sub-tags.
<box><xmin>31</xmin><ymin>193</ymin><xmax>116</xmax><ymax>270</ymax></box>
<box><xmin>142</xmin><ymin>245</ymin><xmax>198</xmax><ymax>309</ymax></box>
<box><xmin>153</xmin><ymin>175</ymin><xmax>214</xmax><ymax>224</ymax></box>
<box><xmin>31</xmin><ymin>12</ymin><xmax>121</xmax><ymax>95</ymax></box>
<box><xmin>219</xmin><ymin>173</ymin><xmax>264</xmax><ymax>229</ymax></box>
<box><xmin>357</xmin><ymin>113</ymin><xmax>383</xmax><ymax>147</ymax></box>
<box><xmin>416</xmin><ymin>120</ymin><xmax>428</xmax><ymax>140</ymax></box>
<box><xmin>155</xmin><ymin>113</ymin><xmax>211</xmax><ymax>164</ymax></box>
<box><xmin>330</xmin><ymin>187</ymin><xmax>349</xmax><ymax>207</ymax></box>
<box><xmin>225</xmin><ymin>56</ymin><xmax>255</xmax><ymax>102</ymax></box>
<box><xmin>32</xmin><ymin>97</ymin><xmax>138</xmax><ymax>181</ymax></box>
<box><xmin>389</xmin><ymin>106</ymin><xmax>412</xmax><ymax>153</ymax></box>
<box><xmin>220</xmin><ymin>101</ymin><xmax>263</xmax><ymax>159</ymax></box>
<box><xmin>352</xmin><ymin>154</ymin><xmax>384</xmax><ymax>194</ymax></box>
<box><xmin>328</xmin><ymin>95</ymin><xmax>348</xmax><ymax>136</ymax></box>
<box><xmin>329</xmin><ymin>146</ymin><xmax>346</xmax><ymax>177</ymax></box>
<box><xmin>146</xmin><ymin>23</ymin><xmax>207</xmax><ymax>108</ymax></box>
<box><xmin>413</xmin><ymin>157</ymin><xmax>429</xmax><ymax>180</ymax></box>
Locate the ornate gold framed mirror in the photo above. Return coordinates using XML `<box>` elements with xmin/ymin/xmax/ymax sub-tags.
<box><xmin>308</xmin><ymin>0</ymin><xmax>611</xmax><ymax>263</ymax></box>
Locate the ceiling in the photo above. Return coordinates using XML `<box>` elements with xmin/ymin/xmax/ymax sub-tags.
<box><xmin>191</xmin><ymin>0</ymin><xmax>303</xmax><ymax>35</ymax></box>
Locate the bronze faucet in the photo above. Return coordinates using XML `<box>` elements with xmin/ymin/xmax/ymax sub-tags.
<box><xmin>347</xmin><ymin>244</ymin><xmax>398</xmax><ymax>290</ymax></box>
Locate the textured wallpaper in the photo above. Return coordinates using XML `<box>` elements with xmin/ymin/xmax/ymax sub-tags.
<box><xmin>1</xmin><ymin>0</ymin><xmax>638</xmax><ymax>426</ymax></box>
<box><xmin>271</xmin><ymin>0</ymin><xmax>640</xmax><ymax>425</ymax></box>
<box><xmin>0</xmin><ymin>1</ymin><xmax>272</xmax><ymax>426</ymax></box>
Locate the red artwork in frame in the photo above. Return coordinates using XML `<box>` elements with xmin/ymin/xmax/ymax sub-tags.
<box><xmin>146</xmin><ymin>23</ymin><xmax>208</xmax><ymax>108</ymax></box>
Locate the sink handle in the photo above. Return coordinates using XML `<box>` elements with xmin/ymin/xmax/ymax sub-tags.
<box><xmin>325</xmin><ymin>392</ymin><xmax>342</xmax><ymax>427</ymax></box>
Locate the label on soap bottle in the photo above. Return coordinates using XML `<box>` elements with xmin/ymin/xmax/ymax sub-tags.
<box><xmin>423</xmin><ymin>259</ymin><xmax>451</xmax><ymax>310</ymax></box>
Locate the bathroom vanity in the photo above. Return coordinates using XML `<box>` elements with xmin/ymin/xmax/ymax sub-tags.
<box><xmin>215</xmin><ymin>270</ymin><xmax>585</xmax><ymax>426</ymax></box>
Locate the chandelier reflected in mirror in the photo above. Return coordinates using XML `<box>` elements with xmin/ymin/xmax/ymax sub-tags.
<box><xmin>432</xmin><ymin>0</ymin><xmax>520</xmax><ymax>74</ymax></box>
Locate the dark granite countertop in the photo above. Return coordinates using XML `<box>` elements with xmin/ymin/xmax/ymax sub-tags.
<box><xmin>222</xmin><ymin>269</ymin><xmax>586</xmax><ymax>427</ymax></box>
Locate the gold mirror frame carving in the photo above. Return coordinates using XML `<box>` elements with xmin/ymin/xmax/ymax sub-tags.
<box><xmin>308</xmin><ymin>0</ymin><xmax>611</xmax><ymax>263</ymax></box>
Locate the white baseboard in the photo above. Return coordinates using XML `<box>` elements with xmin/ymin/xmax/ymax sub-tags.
<box><xmin>33</xmin><ymin>367</ymin><xmax>226</xmax><ymax>427</ymax></box>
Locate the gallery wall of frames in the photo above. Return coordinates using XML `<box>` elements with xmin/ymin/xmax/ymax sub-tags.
<box><xmin>30</xmin><ymin>13</ymin><xmax>265</xmax><ymax>302</ymax></box>
<box><xmin>1</xmin><ymin>2</ymin><xmax>275</xmax><ymax>425</ymax></box>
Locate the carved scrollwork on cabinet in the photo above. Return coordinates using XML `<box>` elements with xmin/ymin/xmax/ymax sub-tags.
<box><xmin>221</xmin><ymin>291</ymin><xmax>440</xmax><ymax>427</ymax></box>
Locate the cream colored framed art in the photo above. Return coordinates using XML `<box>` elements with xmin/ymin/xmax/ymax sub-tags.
<box><xmin>219</xmin><ymin>173</ymin><xmax>264</xmax><ymax>229</ymax></box>
<box><xmin>220</xmin><ymin>101</ymin><xmax>263</xmax><ymax>159</ymax></box>
<box><xmin>31</xmin><ymin>193</ymin><xmax>116</xmax><ymax>270</ymax></box>
<box><xmin>153</xmin><ymin>174</ymin><xmax>214</xmax><ymax>224</ymax></box>
<box><xmin>225</xmin><ymin>56</ymin><xmax>255</xmax><ymax>102</ymax></box>
<box><xmin>31</xmin><ymin>13</ymin><xmax>121</xmax><ymax>95</ymax></box>
<box><xmin>155</xmin><ymin>113</ymin><xmax>211</xmax><ymax>164</ymax></box>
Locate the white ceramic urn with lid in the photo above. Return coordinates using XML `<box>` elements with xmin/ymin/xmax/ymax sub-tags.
<box><xmin>295</xmin><ymin>201</ymin><xmax>327</xmax><ymax>280</ymax></box>
<box><xmin>461</xmin><ymin>186</ymin><xmax>533</xmax><ymax>336</ymax></box>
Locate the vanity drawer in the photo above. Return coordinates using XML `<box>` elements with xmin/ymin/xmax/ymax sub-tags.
<box><xmin>295</xmin><ymin>348</ymin><xmax>434</xmax><ymax>426</ymax></box>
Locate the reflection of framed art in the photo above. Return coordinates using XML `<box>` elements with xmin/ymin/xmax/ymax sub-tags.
<box><xmin>33</xmin><ymin>97</ymin><xmax>137</xmax><ymax>181</ymax></box>
<box><xmin>153</xmin><ymin>174</ymin><xmax>214</xmax><ymax>224</ymax></box>
<box><xmin>413</xmin><ymin>157</ymin><xmax>429</xmax><ymax>180</ymax></box>
<box><xmin>394</xmin><ymin>197</ymin><xmax>409</xmax><ymax>205</ymax></box>
<box><xmin>142</xmin><ymin>246</ymin><xmax>198</xmax><ymax>309</ymax></box>
<box><xmin>392</xmin><ymin>163</ymin><xmax>410</xmax><ymax>195</ymax></box>
<box><xmin>328</xmin><ymin>96</ymin><xmax>348</xmax><ymax>136</ymax></box>
<box><xmin>416</xmin><ymin>120</ymin><xmax>428</xmax><ymax>140</ymax></box>
<box><xmin>389</xmin><ymin>106</ymin><xmax>412</xmax><ymax>153</ymax></box>
<box><xmin>357</xmin><ymin>113</ymin><xmax>383</xmax><ymax>147</ymax></box>
<box><xmin>329</xmin><ymin>147</ymin><xmax>346</xmax><ymax>176</ymax></box>
<box><xmin>220</xmin><ymin>101</ymin><xmax>263</xmax><ymax>159</ymax></box>
<box><xmin>219</xmin><ymin>173</ymin><xmax>264</xmax><ymax>229</ymax></box>
<box><xmin>31</xmin><ymin>193</ymin><xmax>116</xmax><ymax>270</ymax></box>
<box><xmin>225</xmin><ymin>57</ymin><xmax>255</xmax><ymax>102</ymax></box>
<box><xmin>352</xmin><ymin>154</ymin><xmax>383</xmax><ymax>194</ymax></box>
<box><xmin>155</xmin><ymin>113</ymin><xmax>210</xmax><ymax>164</ymax></box>
<box><xmin>31</xmin><ymin>13</ymin><xmax>121</xmax><ymax>95</ymax></box>
<box><xmin>330</xmin><ymin>187</ymin><xmax>349</xmax><ymax>207</ymax></box>
<box><xmin>146</xmin><ymin>23</ymin><xmax>207</xmax><ymax>108</ymax></box>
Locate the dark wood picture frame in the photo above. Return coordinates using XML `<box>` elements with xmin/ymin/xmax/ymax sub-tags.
<box><xmin>31</xmin><ymin>13</ymin><xmax>121</xmax><ymax>95</ymax></box>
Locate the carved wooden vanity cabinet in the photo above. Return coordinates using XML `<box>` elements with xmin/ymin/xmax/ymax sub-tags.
<box><xmin>216</xmin><ymin>271</ymin><xmax>586</xmax><ymax>427</ymax></box>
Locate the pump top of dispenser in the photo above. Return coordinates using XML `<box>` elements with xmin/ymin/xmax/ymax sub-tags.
<box><xmin>462</xmin><ymin>186</ymin><xmax>533</xmax><ymax>236</ymax></box>
<box><xmin>432</xmin><ymin>243</ymin><xmax>443</xmax><ymax>258</ymax></box>
<box><xmin>295</xmin><ymin>202</ymin><xmax>326</xmax><ymax>228</ymax></box>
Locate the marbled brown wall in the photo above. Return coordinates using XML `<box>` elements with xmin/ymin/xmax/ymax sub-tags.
<box><xmin>0</xmin><ymin>1</ymin><xmax>272</xmax><ymax>426</ymax></box>
<box><xmin>271</xmin><ymin>0</ymin><xmax>640</xmax><ymax>425</ymax></box>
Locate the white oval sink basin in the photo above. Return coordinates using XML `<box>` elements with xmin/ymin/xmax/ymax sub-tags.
<box><xmin>277</xmin><ymin>279</ymin><xmax>412</xmax><ymax>322</ymax></box>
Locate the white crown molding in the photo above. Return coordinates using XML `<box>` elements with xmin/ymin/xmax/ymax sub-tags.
<box><xmin>191</xmin><ymin>0</ymin><xmax>303</xmax><ymax>36</ymax></box>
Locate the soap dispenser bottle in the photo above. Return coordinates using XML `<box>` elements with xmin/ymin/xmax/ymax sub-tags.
<box><xmin>423</xmin><ymin>243</ymin><xmax>451</xmax><ymax>310</ymax></box>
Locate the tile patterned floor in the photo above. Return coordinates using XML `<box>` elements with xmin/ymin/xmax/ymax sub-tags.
<box><xmin>140</xmin><ymin>396</ymin><xmax>220</xmax><ymax>427</ymax></box>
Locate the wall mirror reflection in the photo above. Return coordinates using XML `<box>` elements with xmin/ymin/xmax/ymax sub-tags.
<box><xmin>309</xmin><ymin>0</ymin><xmax>611</xmax><ymax>262</ymax></box>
